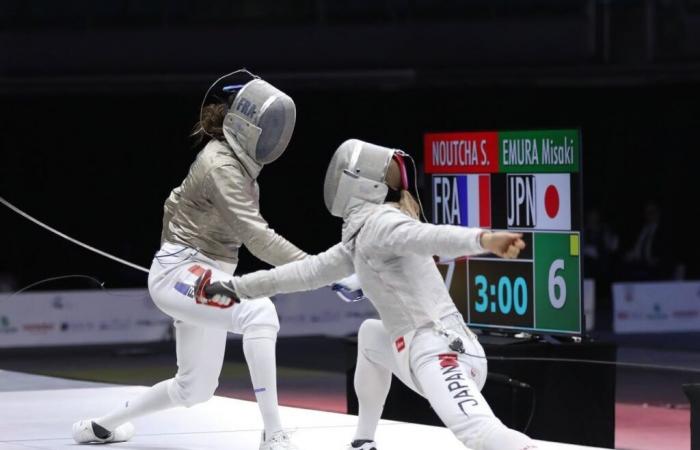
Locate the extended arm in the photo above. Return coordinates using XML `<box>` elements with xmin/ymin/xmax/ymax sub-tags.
<box><xmin>376</xmin><ymin>209</ymin><xmax>524</xmax><ymax>259</ymax></box>
<box><xmin>375</xmin><ymin>210</ymin><xmax>485</xmax><ymax>258</ymax></box>
<box><xmin>199</xmin><ymin>243</ymin><xmax>355</xmax><ymax>301</ymax></box>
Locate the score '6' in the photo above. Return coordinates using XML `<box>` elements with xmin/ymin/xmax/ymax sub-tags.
<box><xmin>548</xmin><ymin>259</ymin><xmax>566</xmax><ymax>309</ymax></box>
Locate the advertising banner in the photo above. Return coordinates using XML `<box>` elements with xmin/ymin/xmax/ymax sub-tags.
<box><xmin>613</xmin><ymin>281</ymin><xmax>700</xmax><ymax>333</ymax></box>
<box><xmin>0</xmin><ymin>287</ymin><xmax>380</xmax><ymax>348</ymax></box>
<box><xmin>0</xmin><ymin>289</ymin><xmax>171</xmax><ymax>348</ymax></box>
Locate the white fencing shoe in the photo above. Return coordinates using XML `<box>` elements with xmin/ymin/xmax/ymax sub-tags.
<box><xmin>259</xmin><ymin>430</ymin><xmax>299</xmax><ymax>450</ymax></box>
<box><xmin>347</xmin><ymin>440</ymin><xmax>378</xmax><ymax>450</ymax></box>
<box><xmin>72</xmin><ymin>419</ymin><xmax>134</xmax><ymax>444</ymax></box>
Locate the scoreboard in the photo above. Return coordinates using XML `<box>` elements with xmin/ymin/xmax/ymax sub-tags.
<box><xmin>424</xmin><ymin>129</ymin><xmax>583</xmax><ymax>335</ymax></box>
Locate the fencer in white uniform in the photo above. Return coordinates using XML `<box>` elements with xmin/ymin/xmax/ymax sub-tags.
<box><xmin>198</xmin><ymin>139</ymin><xmax>538</xmax><ymax>450</ymax></box>
<box><xmin>73</xmin><ymin>74</ymin><xmax>306</xmax><ymax>450</ymax></box>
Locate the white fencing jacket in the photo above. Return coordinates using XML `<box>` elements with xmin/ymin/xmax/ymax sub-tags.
<box><xmin>234</xmin><ymin>203</ymin><xmax>486</xmax><ymax>340</ymax></box>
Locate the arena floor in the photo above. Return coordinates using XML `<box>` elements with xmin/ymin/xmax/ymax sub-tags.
<box><xmin>0</xmin><ymin>337</ymin><xmax>693</xmax><ymax>450</ymax></box>
<box><xmin>0</xmin><ymin>373</ymin><xmax>610</xmax><ymax>450</ymax></box>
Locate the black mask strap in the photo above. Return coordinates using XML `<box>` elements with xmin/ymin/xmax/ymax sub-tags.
<box><xmin>384</xmin><ymin>188</ymin><xmax>402</xmax><ymax>203</ymax></box>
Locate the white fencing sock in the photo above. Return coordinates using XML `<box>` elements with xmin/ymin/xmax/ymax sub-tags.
<box><xmin>96</xmin><ymin>380</ymin><xmax>176</xmax><ymax>430</ymax></box>
<box><xmin>243</xmin><ymin>325</ymin><xmax>283</xmax><ymax>437</ymax></box>
<box><xmin>481</xmin><ymin>424</ymin><xmax>539</xmax><ymax>450</ymax></box>
<box><xmin>353</xmin><ymin>349</ymin><xmax>392</xmax><ymax>441</ymax></box>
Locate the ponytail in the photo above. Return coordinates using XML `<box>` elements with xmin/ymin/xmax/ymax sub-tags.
<box><xmin>192</xmin><ymin>103</ymin><xmax>226</xmax><ymax>144</ymax></box>
<box><xmin>398</xmin><ymin>189</ymin><xmax>421</xmax><ymax>220</ymax></box>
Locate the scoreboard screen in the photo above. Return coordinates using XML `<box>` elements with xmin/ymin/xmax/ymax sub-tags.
<box><xmin>424</xmin><ymin>129</ymin><xmax>582</xmax><ymax>335</ymax></box>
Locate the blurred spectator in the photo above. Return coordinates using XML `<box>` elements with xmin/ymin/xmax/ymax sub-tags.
<box><xmin>583</xmin><ymin>208</ymin><xmax>619</xmax><ymax>282</ymax></box>
<box><xmin>620</xmin><ymin>201</ymin><xmax>681</xmax><ymax>280</ymax></box>
<box><xmin>583</xmin><ymin>208</ymin><xmax>619</xmax><ymax>330</ymax></box>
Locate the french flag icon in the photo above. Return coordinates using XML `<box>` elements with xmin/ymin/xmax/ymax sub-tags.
<box><xmin>465</xmin><ymin>174</ymin><xmax>492</xmax><ymax>228</ymax></box>
<box><xmin>433</xmin><ymin>174</ymin><xmax>492</xmax><ymax>228</ymax></box>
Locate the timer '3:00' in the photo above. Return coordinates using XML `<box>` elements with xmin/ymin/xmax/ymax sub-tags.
<box><xmin>474</xmin><ymin>274</ymin><xmax>528</xmax><ymax>315</ymax></box>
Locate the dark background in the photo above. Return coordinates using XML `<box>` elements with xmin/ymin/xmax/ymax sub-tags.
<box><xmin>1</xmin><ymin>4</ymin><xmax>699</xmax><ymax>447</ymax></box>
<box><xmin>1</xmin><ymin>0</ymin><xmax>699</xmax><ymax>291</ymax></box>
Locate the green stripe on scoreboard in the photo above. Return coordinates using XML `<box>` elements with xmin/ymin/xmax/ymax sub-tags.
<box><xmin>534</xmin><ymin>232</ymin><xmax>581</xmax><ymax>333</ymax></box>
<box><xmin>499</xmin><ymin>130</ymin><xmax>579</xmax><ymax>173</ymax></box>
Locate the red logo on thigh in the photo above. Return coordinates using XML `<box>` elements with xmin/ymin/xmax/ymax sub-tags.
<box><xmin>438</xmin><ymin>353</ymin><xmax>459</xmax><ymax>368</ymax></box>
<box><xmin>188</xmin><ymin>265</ymin><xmax>206</xmax><ymax>276</ymax></box>
<box><xmin>395</xmin><ymin>336</ymin><xmax>405</xmax><ymax>352</ymax></box>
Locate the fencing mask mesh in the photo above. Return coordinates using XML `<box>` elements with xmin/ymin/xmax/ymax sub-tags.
<box><xmin>223</xmin><ymin>79</ymin><xmax>296</xmax><ymax>164</ymax></box>
<box><xmin>323</xmin><ymin>139</ymin><xmax>396</xmax><ymax>217</ymax></box>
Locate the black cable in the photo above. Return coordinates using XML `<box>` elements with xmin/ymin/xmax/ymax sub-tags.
<box><xmin>7</xmin><ymin>275</ymin><xmax>106</xmax><ymax>300</ymax></box>
<box><xmin>5</xmin><ymin>275</ymin><xmax>148</xmax><ymax>300</ymax></box>
<box><xmin>523</xmin><ymin>385</ymin><xmax>536</xmax><ymax>434</ymax></box>
<box><xmin>487</xmin><ymin>373</ymin><xmax>536</xmax><ymax>433</ymax></box>
<box><xmin>153</xmin><ymin>247</ymin><xmax>200</xmax><ymax>266</ymax></box>
<box><xmin>486</xmin><ymin>355</ymin><xmax>700</xmax><ymax>374</ymax></box>
<box><xmin>448</xmin><ymin>333</ymin><xmax>700</xmax><ymax>374</ymax></box>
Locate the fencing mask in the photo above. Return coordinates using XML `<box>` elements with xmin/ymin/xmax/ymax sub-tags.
<box><xmin>200</xmin><ymin>69</ymin><xmax>296</xmax><ymax>165</ymax></box>
<box><xmin>222</xmin><ymin>78</ymin><xmax>296</xmax><ymax>164</ymax></box>
<box><xmin>323</xmin><ymin>139</ymin><xmax>409</xmax><ymax>217</ymax></box>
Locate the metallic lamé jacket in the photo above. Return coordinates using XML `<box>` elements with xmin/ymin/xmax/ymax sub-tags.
<box><xmin>160</xmin><ymin>139</ymin><xmax>307</xmax><ymax>267</ymax></box>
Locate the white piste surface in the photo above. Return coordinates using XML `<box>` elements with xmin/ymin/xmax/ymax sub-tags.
<box><xmin>0</xmin><ymin>386</ymin><xmax>611</xmax><ymax>450</ymax></box>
